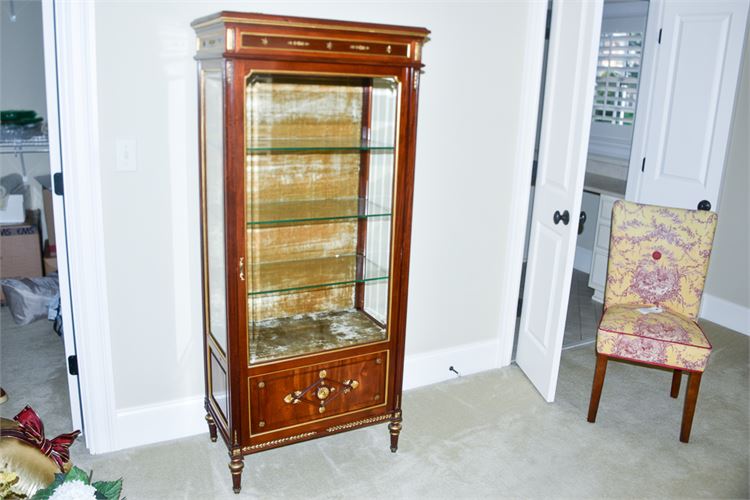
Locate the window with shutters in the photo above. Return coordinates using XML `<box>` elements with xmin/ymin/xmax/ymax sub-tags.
<box><xmin>592</xmin><ymin>31</ymin><xmax>643</xmax><ymax>126</ymax></box>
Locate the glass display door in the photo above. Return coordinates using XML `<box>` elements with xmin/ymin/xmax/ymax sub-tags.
<box><xmin>245</xmin><ymin>74</ymin><xmax>400</xmax><ymax>363</ymax></box>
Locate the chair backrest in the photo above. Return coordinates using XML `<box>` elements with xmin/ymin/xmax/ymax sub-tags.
<box><xmin>604</xmin><ymin>200</ymin><xmax>718</xmax><ymax>319</ymax></box>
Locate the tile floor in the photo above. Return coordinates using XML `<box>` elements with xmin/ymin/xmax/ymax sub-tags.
<box><xmin>514</xmin><ymin>267</ymin><xmax>603</xmax><ymax>358</ymax></box>
<box><xmin>562</xmin><ymin>269</ymin><xmax>603</xmax><ymax>348</ymax></box>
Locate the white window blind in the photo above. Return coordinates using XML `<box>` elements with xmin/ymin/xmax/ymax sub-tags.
<box><xmin>592</xmin><ymin>31</ymin><xmax>643</xmax><ymax>126</ymax></box>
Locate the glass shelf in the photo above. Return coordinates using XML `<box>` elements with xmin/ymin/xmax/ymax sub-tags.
<box><xmin>250</xmin><ymin>309</ymin><xmax>386</xmax><ymax>363</ymax></box>
<box><xmin>248</xmin><ymin>197</ymin><xmax>390</xmax><ymax>225</ymax></box>
<box><xmin>247</xmin><ymin>138</ymin><xmax>394</xmax><ymax>152</ymax></box>
<box><xmin>249</xmin><ymin>254</ymin><xmax>388</xmax><ymax>296</ymax></box>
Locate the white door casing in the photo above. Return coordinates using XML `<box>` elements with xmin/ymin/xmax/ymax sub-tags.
<box><xmin>515</xmin><ymin>0</ymin><xmax>604</xmax><ymax>402</ymax></box>
<box><xmin>41</xmin><ymin>0</ymin><xmax>117</xmax><ymax>453</ymax></box>
<box><xmin>626</xmin><ymin>0</ymin><xmax>750</xmax><ymax>211</ymax></box>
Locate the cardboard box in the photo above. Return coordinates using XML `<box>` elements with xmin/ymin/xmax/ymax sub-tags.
<box><xmin>0</xmin><ymin>215</ymin><xmax>43</xmax><ymax>302</ymax></box>
<box><xmin>43</xmin><ymin>250</ymin><xmax>58</xmax><ymax>276</ymax></box>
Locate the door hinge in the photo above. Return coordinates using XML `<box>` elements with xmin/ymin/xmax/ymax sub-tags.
<box><xmin>641</xmin><ymin>157</ymin><xmax>646</xmax><ymax>172</ymax></box>
<box><xmin>53</xmin><ymin>172</ymin><xmax>64</xmax><ymax>195</ymax></box>
<box><xmin>658</xmin><ymin>28</ymin><xmax>662</xmax><ymax>44</ymax></box>
<box><xmin>68</xmin><ymin>355</ymin><xmax>78</xmax><ymax>376</ymax></box>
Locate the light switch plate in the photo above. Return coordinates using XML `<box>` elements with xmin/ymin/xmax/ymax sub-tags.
<box><xmin>116</xmin><ymin>139</ymin><xmax>137</xmax><ymax>172</ymax></box>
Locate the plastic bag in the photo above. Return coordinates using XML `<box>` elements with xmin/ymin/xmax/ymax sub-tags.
<box><xmin>0</xmin><ymin>276</ymin><xmax>59</xmax><ymax>326</ymax></box>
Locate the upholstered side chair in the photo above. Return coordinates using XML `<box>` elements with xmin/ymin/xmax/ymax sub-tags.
<box><xmin>586</xmin><ymin>200</ymin><xmax>718</xmax><ymax>443</ymax></box>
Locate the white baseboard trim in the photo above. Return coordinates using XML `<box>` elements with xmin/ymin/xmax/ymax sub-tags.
<box><xmin>573</xmin><ymin>246</ymin><xmax>592</xmax><ymax>274</ymax></box>
<box><xmin>112</xmin><ymin>340</ymin><xmax>503</xmax><ymax>449</ymax></box>
<box><xmin>115</xmin><ymin>395</ymin><xmax>205</xmax><ymax>451</ymax></box>
<box><xmin>699</xmin><ymin>294</ymin><xmax>750</xmax><ymax>335</ymax></box>
<box><xmin>403</xmin><ymin>339</ymin><xmax>500</xmax><ymax>391</ymax></box>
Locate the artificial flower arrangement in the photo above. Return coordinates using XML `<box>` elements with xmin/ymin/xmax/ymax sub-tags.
<box><xmin>0</xmin><ymin>406</ymin><xmax>122</xmax><ymax>499</ymax></box>
<box><xmin>30</xmin><ymin>466</ymin><xmax>122</xmax><ymax>500</ymax></box>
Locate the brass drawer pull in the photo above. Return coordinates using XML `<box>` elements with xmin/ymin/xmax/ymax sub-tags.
<box><xmin>282</xmin><ymin>376</ymin><xmax>360</xmax><ymax>413</ymax></box>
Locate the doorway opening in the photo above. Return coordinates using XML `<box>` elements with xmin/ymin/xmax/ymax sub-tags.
<box><xmin>514</xmin><ymin>0</ymin><xmax>649</xmax><ymax>359</ymax></box>
<box><xmin>0</xmin><ymin>0</ymin><xmax>80</xmax><ymax>440</ymax></box>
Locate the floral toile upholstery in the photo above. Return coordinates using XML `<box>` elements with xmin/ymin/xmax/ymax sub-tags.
<box><xmin>596</xmin><ymin>200</ymin><xmax>718</xmax><ymax>372</ymax></box>
<box><xmin>597</xmin><ymin>304</ymin><xmax>711</xmax><ymax>371</ymax></box>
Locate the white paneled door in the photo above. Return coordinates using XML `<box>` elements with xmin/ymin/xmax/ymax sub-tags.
<box><xmin>627</xmin><ymin>0</ymin><xmax>750</xmax><ymax>211</ymax></box>
<box><xmin>516</xmin><ymin>0</ymin><xmax>603</xmax><ymax>402</ymax></box>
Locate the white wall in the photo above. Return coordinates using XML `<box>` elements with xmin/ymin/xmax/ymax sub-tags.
<box><xmin>702</xmin><ymin>25</ymin><xmax>750</xmax><ymax>334</ymax></box>
<box><xmin>0</xmin><ymin>0</ymin><xmax>49</xmax><ymax>219</ymax></box>
<box><xmin>90</xmin><ymin>1</ymin><xmax>544</xmax><ymax>448</ymax></box>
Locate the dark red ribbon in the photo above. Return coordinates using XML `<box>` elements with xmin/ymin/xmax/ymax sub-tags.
<box><xmin>1</xmin><ymin>405</ymin><xmax>80</xmax><ymax>471</ymax></box>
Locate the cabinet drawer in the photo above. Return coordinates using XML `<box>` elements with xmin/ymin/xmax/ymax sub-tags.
<box><xmin>248</xmin><ymin>351</ymin><xmax>387</xmax><ymax>434</ymax></box>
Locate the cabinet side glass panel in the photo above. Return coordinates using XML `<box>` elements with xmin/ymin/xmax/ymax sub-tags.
<box><xmin>245</xmin><ymin>74</ymin><xmax>399</xmax><ymax>363</ymax></box>
<box><xmin>210</xmin><ymin>351</ymin><xmax>229</xmax><ymax>423</ymax></box>
<box><xmin>363</xmin><ymin>79</ymin><xmax>397</xmax><ymax>323</ymax></box>
<box><xmin>203</xmin><ymin>69</ymin><xmax>228</xmax><ymax>354</ymax></box>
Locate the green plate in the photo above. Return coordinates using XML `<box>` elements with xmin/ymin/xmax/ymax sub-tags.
<box><xmin>1</xmin><ymin>110</ymin><xmax>38</xmax><ymax>124</ymax></box>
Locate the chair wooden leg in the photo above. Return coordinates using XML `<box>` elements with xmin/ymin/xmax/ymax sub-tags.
<box><xmin>680</xmin><ymin>372</ymin><xmax>703</xmax><ymax>443</ymax></box>
<box><xmin>587</xmin><ymin>353</ymin><xmax>609</xmax><ymax>423</ymax></box>
<box><xmin>670</xmin><ymin>370</ymin><xmax>682</xmax><ymax>398</ymax></box>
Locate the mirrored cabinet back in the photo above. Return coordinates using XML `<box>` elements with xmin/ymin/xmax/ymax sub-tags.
<box><xmin>192</xmin><ymin>11</ymin><xmax>429</xmax><ymax>493</ymax></box>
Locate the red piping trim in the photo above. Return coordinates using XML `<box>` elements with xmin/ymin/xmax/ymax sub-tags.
<box><xmin>596</xmin><ymin>306</ymin><xmax>711</xmax><ymax>349</ymax></box>
<box><xmin>597</xmin><ymin>326</ymin><xmax>711</xmax><ymax>349</ymax></box>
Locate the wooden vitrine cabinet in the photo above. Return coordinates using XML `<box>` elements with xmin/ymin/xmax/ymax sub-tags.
<box><xmin>192</xmin><ymin>12</ymin><xmax>428</xmax><ymax>493</ymax></box>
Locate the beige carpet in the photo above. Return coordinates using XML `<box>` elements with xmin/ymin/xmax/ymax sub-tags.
<box><xmin>62</xmin><ymin>320</ymin><xmax>747</xmax><ymax>499</ymax></box>
<box><xmin>1</xmin><ymin>305</ymin><xmax>747</xmax><ymax>498</ymax></box>
<box><xmin>0</xmin><ymin>306</ymin><xmax>74</xmax><ymax>439</ymax></box>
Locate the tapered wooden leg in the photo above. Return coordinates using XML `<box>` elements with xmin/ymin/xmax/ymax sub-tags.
<box><xmin>206</xmin><ymin>413</ymin><xmax>218</xmax><ymax>442</ymax></box>
<box><xmin>388</xmin><ymin>420</ymin><xmax>402</xmax><ymax>453</ymax></box>
<box><xmin>680</xmin><ymin>372</ymin><xmax>702</xmax><ymax>443</ymax></box>
<box><xmin>587</xmin><ymin>353</ymin><xmax>609</xmax><ymax>423</ymax></box>
<box><xmin>229</xmin><ymin>454</ymin><xmax>244</xmax><ymax>494</ymax></box>
<box><xmin>670</xmin><ymin>370</ymin><xmax>682</xmax><ymax>398</ymax></box>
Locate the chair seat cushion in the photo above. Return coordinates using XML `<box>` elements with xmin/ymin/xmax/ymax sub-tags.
<box><xmin>596</xmin><ymin>304</ymin><xmax>712</xmax><ymax>372</ymax></box>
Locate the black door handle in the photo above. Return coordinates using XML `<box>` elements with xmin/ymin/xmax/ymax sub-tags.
<box><xmin>578</xmin><ymin>211</ymin><xmax>587</xmax><ymax>235</ymax></box>
<box><xmin>697</xmin><ymin>200</ymin><xmax>711</xmax><ymax>211</ymax></box>
<box><xmin>553</xmin><ymin>210</ymin><xmax>570</xmax><ymax>225</ymax></box>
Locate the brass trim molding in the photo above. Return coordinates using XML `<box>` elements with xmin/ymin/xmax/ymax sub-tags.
<box><xmin>243</xmin><ymin>431</ymin><xmax>318</xmax><ymax>452</ymax></box>
<box><xmin>325</xmin><ymin>413</ymin><xmax>392</xmax><ymax>433</ymax></box>
<box><xmin>226</xmin><ymin>28</ymin><xmax>236</xmax><ymax>51</ymax></box>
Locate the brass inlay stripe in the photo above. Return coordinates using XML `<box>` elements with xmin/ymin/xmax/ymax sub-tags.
<box><xmin>239</xmin><ymin>32</ymin><xmax>410</xmax><ymax>58</ymax></box>
<box><xmin>243</xmin><ymin>431</ymin><xmax>317</xmax><ymax>452</ymax></box>
<box><xmin>325</xmin><ymin>412</ymin><xmax>392</xmax><ymax>433</ymax></box>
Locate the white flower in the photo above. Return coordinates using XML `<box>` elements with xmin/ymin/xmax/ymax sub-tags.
<box><xmin>49</xmin><ymin>480</ymin><xmax>98</xmax><ymax>500</ymax></box>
